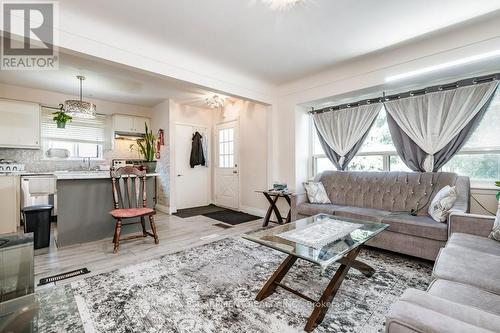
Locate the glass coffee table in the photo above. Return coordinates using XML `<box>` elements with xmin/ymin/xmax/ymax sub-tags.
<box><xmin>243</xmin><ymin>213</ymin><xmax>389</xmax><ymax>332</ymax></box>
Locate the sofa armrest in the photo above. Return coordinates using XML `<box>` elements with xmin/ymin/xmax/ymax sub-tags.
<box><xmin>290</xmin><ymin>192</ymin><xmax>308</xmax><ymax>221</ymax></box>
<box><xmin>386</xmin><ymin>289</ymin><xmax>500</xmax><ymax>333</ymax></box>
<box><xmin>448</xmin><ymin>212</ymin><xmax>495</xmax><ymax>238</ymax></box>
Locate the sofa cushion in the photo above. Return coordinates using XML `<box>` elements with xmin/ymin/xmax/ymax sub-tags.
<box><xmin>382</xmin><ymin>213</ymin><xmax>448</xmax><ymax>241</ymax></box>
<box><xmin>447</xmin><ymin>233</ymin><xmax>500</xmax><ymax>256</ymax></box>
<box><xmin>316</xmin><ymin>171</ymin><xmax>460</xmax><ymax>213</ymax></box>
<box><xmin>428</xmin><ymin>279</ymin><xmax>500</xmax><ymax>316</ymax></box>
<box><xmin>387</xmin><ymin>289</ymin><xmax>500</xmax><ymax>333</ymax></box>
<box><xmin>433</xmin><ymin>246</ymin><xmax>500</xmax><ymax>295</ymax></box>
<box><xmin>334</xmin><ymin>206</ymin><xmax>392</xmax><ymax>222</ymax></box>
<box><xmin>296</xmin><ymin>203</ymin><xmax>336</xmax><ymax>216</ymax></box>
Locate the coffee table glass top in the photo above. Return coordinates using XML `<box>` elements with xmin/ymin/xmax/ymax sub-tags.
<box><xmin>243</xmin><ymin>214</ymin><xmax>389</xmax><ymax>269</ymax></box>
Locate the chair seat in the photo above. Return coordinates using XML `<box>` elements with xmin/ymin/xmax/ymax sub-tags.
<box><xmin>110</xmin><ymin>207</ymin><xmax>155</xmax><ymax>218</ymax></box>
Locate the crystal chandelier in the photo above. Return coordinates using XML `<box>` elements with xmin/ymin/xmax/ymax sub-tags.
<box><xmin>64</xmin><ymin>75</ymin><xmax>96</xmax><ymax>119</ymax></box>
<box><xmin>205</xmin><ymin>95</ymin><xmax>226</xmax><ymax>109</ymax></box>
<box><xmin>262</xmin><ymin>0</ymin><xmax>303</xmax><ymax>10</ymax></box>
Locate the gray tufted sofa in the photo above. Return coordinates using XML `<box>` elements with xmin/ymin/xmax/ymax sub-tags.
<box><xmin>291</xmin><ymin>171</ymin><xmax>470</xmax><ymax>260</ymax></box>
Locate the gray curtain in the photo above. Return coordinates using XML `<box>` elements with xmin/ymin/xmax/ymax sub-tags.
<box><xmin>315</xmin><ymin>119</ymin><xmax>376</xmax><ymax>171</ymax></box>
<box><xmin>387</xmin><ymin>90</ymin><xmax>496</xmax><ymax>172</ymax></box>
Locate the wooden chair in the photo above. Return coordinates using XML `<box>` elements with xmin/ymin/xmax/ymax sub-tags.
<box><xmin>109</xmin><ymin>166</ymin><xmax>159</xmax><ymax>253</ymax></box>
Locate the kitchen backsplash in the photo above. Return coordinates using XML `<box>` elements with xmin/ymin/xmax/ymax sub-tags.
<box><xmin>0</xmin><ymin>139</ymin><xmax>141</xmax><ymax>172</ymax></box>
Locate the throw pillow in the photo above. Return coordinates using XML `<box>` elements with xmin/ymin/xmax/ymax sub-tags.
<box><xmin>489</xmin><ymin>202</ymin><xmax>500</xmax><ymax>241</ymax></box>
<box><xmin>428</xmin><ymin>185</ymin><xmax>458</xmax><ymax>223</ymax></box>
<box><xmin>303</xmin><ymin>182</ymin><xmax>331</xmax><ymax>204</ymax></box>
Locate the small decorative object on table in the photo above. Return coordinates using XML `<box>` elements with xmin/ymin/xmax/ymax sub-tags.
<box><xmin>137</xmin><ymin>122</ymin><xmax>157</xmax><ymax>172</ymax></box>
<box><xmin>52</xmin><ymin>111</ymin><xmax>72</xmax><ymax>128</ymax></box>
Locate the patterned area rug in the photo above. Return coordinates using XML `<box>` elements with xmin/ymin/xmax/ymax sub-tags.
<box><xmin>37</xmin><ymin>238</ymin><xmax>432</xmax><ymax>333</ymax></box>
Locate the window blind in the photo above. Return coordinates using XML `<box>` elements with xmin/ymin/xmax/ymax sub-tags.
<box><xmin>41</xmin><ymin>108</ymin><xmax>107</xmax><ymax>144</ymax></box>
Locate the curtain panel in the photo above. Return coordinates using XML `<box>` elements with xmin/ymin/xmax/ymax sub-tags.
<box><xmin>313</xmin><ymin>103</ymin><xmax>382</xmax><ymax>170</ymax></box>
<box><xmin>384</xmin><ymin>81</ymin><xmax>498</xmax><ymax>171</ymax></box>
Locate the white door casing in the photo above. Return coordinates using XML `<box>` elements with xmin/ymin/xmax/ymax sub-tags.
<box><xmin>175</xmin><ymin>124</ymin><xmax>209</xmax><ymax>210</ymax></box>
<box><xmin>215</xmin><ymin>121</ymin><xmax>239</xmax><ymax>209</ymax></box>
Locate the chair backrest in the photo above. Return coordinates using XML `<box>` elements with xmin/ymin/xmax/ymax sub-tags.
<box><xmin>110</xmin><ymin>166</ymin><xmax>147</xmax><ymax>209</ymax></box>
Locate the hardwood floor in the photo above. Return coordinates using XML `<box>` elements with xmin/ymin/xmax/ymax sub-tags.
<box><xmin>34</xmin><ymin>213</ymin><xmax>263</xmax><ymax>290</ymax></box>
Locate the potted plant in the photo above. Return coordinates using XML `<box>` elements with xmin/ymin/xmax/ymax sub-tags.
<box><xmin>137</xmin><ymin>122</ymin><xmax>157</xmax><ymax>172</ymax></box>
<box><xmin>52</xmin><ymin>111</ymin><xmax>72</xmax><ymax>128</ymax></box>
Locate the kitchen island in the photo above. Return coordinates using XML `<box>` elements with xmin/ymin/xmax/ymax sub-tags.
<box><xmin>55</xmin><ymin>171</ymin><xmax>159</xmax><ymax>247</ymax></box>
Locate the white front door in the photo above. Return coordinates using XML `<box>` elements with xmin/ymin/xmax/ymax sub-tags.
<box><xmin>215</xmin><ymin>121</ymin><xmax>239</xmax><ymax>210</ymax></box>
<box><xmin>175</xmin><ymin>124</ymin><xmax>209</xmax><ymax>210</ymax></box>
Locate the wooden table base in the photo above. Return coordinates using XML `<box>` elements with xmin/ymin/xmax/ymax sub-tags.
<box><xmin>255</xmin><ymin>247</ymin><xmax>369</xmax><ymax>332</ymax></box>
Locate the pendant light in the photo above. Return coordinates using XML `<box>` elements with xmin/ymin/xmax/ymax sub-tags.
<box><xmin>64</xmin><ymin>75</ymin><xmax>96</xmax><ymax>119</ymax></box>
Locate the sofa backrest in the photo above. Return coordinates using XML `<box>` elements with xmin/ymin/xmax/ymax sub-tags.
<box><xmin>314</xmin><ymin>171</ymin><xmax>469</xmax><ymax>215</ymax></box>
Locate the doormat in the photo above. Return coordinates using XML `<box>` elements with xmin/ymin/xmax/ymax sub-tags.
<box><xmin>174</xmin><ymin>204</ymin><xmax>226</xmax><ymax>218</ymax></box>
<box><xmin>203</xmin><ymin>210</ymin><xmax>260</xmax><ymax>225</ymax></box>
<box><xmin>38</xmin><ymin>268</ymin><xmax>90</xmax><ymax>286</ymax></box>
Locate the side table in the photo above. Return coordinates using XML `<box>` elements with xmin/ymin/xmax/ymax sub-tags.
<box><xmin>256</xmin><ymin>190</ymin><xmax>294</xmax><ymax>227</ymax></box>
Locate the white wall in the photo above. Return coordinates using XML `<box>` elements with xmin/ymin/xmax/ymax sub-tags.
<box><xmin>0</xmin><ymin>83</ymin><xmax>154</xmax><ymax>172</ymax></box>
<box><xmin>0</xmin><ymin>83</ymin><xmax>153</xmax><ymax>117</ymax></box>
<box><xmin>215</xmin><ymin>100</ymin><xmax>271</xmax><ymax>216</ymax></box>
<box><xmin>271</xmin><ymin>12</ymin><xmax>500</xmax><ymax>200</ymax></box>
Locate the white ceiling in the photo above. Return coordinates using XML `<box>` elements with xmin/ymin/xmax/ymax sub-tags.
<box><xmin>60</xmin><ymin>0</ymin><xmax>500</xmax><ymax>85</ymax></box>
<box><xmin>0</xmin><ymin>52</ymin><xmax>225</xmax><ymax>107</ymax></box>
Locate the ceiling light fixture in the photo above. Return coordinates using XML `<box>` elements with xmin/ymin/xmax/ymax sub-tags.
<box><xmin>386</xmin><ymin>49</ymin><xmax>500</xmax><ymax>82</ymax></box>
<box><xmin>205</xmin><ymin>95</ymin><xmax>226</xmax><ymax>109</ymax></box>
<box><xmin>64</xmin><ymin>75</ymin><xmax>96</xmax><ymax>119</ymax></box>
<box><xmin>262</xmin><ymin>0</ymin><xmax>304</xmax><ymax>10</ymax></box>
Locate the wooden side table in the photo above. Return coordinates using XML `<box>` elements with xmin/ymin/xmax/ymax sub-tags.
<box><xmin>256</xmin><ymin>190</ymin><xmax>294</xmax><ymax>227</ymax></box>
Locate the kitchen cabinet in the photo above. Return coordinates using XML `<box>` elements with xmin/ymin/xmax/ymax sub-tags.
<box><xmin>113</xmin><ymin>114</ymin><xmax>150</xmax><ymax>134</ymax></box>
<box><xmin>0</xmin><ymin>99</ymin><xmax>40</xmax><ymax>149</ymax></box>
<box><xmin>0</xmin><ymin>176</ymin><xmax>20</xmax><ymax>235</ymax></box>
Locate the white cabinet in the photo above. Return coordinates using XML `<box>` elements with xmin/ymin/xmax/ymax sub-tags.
<box><xmin>113</xmin><ymin>114</ymin><xmax>150</xmax><ymax>134</ymax></box>
<box><xmin>0</xmin><ymin>176</ymin><xmax>20</xmax><ymax>235</ymax></box>
<box><xmin>0</xmin><ymin>99</ymin><xmax>40</xmax><ymax>149</ymax></box>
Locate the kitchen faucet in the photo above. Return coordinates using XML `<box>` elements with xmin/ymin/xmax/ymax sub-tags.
<box><xmin>83</xmin><ymin>157</ymin><xmax>91</xmax><ymax>171</ymax></box>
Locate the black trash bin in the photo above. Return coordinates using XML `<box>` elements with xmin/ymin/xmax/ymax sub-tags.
<box><xmin>22</xmin><ymin>205</ymin><xmax>53</xmax><ymax>249</ymax></box>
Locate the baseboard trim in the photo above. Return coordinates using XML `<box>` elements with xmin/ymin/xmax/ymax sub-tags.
<box><xmin>239</xmin><ymin>205</ymin><xmax>266</xmax><ymax>217</ymax></box>
<box><xmin>155</xmin><ymin>204</ymin><xmax>171</xmax><ymax>214</ymax></box>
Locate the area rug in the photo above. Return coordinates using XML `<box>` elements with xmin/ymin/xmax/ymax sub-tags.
<box><xmin>202</xmin><ymin>210</ymin><xmax>260</xmax><ymax>225</ymax></box>
<box><xmin>36</xmin><ymin>238</ymin><xmax>432</xmax><ymax>333</ymax></box>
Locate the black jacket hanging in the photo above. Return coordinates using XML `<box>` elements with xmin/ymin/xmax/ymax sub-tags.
<box><xmin>190</xmin><ymin>131</ymin><xmax>205</xmax><ymax>168</ymax></box>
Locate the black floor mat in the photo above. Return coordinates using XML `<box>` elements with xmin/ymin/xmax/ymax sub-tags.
<box><xmin>174</xmin><ymin>204</ymin><xmax>226</xmax><ymax>218</ymax></box>
<box><xmin>203</xmin><ymin>210</ymin><xmax>260</xmax><ymax>225</ymax></box>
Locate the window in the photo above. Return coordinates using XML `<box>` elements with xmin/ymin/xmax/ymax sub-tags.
<box><xmin>218</xmin><ymin>128</ymin><xmax>234</xmax><ymax>168</ymax></box>
<box><xmin>311</xmin><ymin>108</ymin><xmax>406</xmax><ymax>174</ymax></box>
<box><xmin>41</xmin><ymin>109</ymin><xmax>106</xmax><ymax>160</ymax></box>
<box><xmin>310</xmin><ymin>87</ymin><xmax>499</xmax><ymax>182</ymax></box>
<box><xmin>442</xmin><ymin>88</ymin><xmax>500</xmax><ymax>181</ymax></box>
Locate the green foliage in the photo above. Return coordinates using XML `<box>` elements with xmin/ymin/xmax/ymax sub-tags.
<box><xmin>137</xmin><ymin>122</ymin><xmax>156</xmax><ymax>161</ymax></box>
<box><xmin>496</xmin><ymin>181</ymin><xmax>500</xmax><ymax>201</ymax></box>
<box><xmin>52</xmin><ymin>111</ymin><xmax>72</xmax><ymax>125</ymax></box>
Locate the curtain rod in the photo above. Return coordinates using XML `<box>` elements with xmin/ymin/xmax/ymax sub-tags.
<box><xmin>309</xmin><ymin>72</ymin><xmax>500</xmax><ymax>115</ymax></box>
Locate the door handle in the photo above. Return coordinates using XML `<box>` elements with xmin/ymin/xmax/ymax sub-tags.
<box><xmin>233</xmin><ymin>171</ymin><xmax>238</xmax><ymax>174</ymax></box>
<box><xmin>177</xmin><ymin>174</ymin><xmax>183</xmax><ymax>177</ymax></box>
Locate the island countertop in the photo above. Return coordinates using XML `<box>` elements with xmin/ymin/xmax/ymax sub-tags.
<box><xmin>53</xmin><ymin>171</ymin><xmax>159</xmax><ymax>180</ymax></box>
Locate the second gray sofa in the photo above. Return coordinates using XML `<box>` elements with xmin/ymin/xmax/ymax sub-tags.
<box><xmin>291</xmin><ymin>171</ymin><xmax>470</xmax><ymax>260</ymax></box>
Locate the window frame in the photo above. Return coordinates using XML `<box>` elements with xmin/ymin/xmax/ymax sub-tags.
<box><xmin>309</xmin><ymin>117</ymin><xmax>500</xmax><ymax>183</ymax></box>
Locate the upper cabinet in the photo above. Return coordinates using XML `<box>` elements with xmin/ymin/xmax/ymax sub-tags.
<box><xmin>0</xmin><ymin>99</ymin><xmax>40</xmax><ymax>149</ymax></box>
<box><xmin>113</xmin><ymin>114</ymin><xmax>150</xmax><ymax>134</ymax></box>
